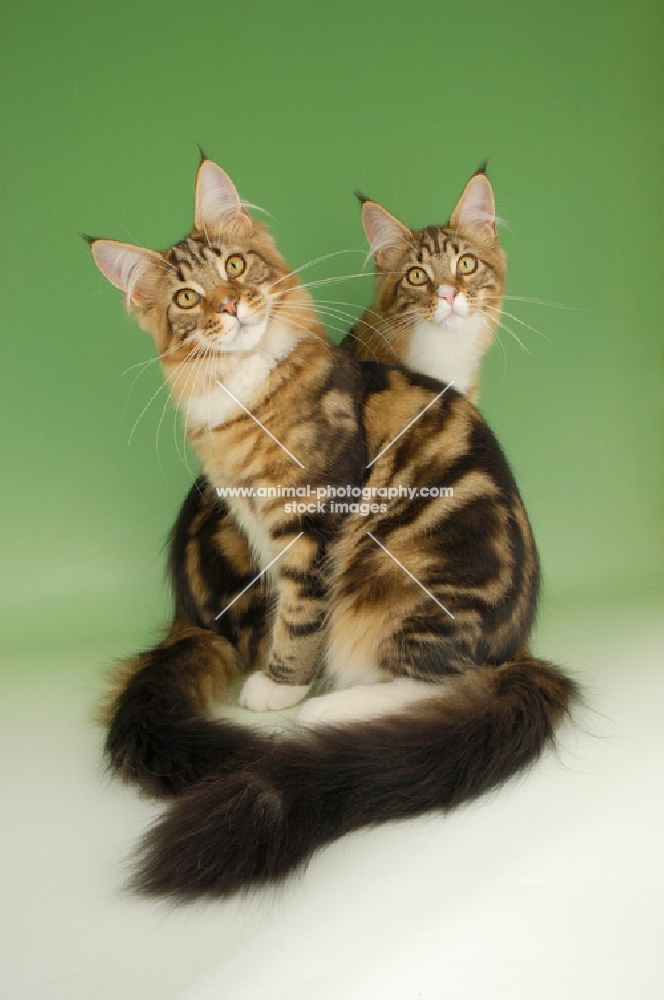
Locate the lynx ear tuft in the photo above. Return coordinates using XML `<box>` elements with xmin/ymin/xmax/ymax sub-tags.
<box><xmin>449</xmin><ymin>172</ymin><xmax>496</xmax><ymax>239</ymax></box>
<box><xmin>194</xmin><ymin>159</ymin><xmax>250</xmax><ymax>234</ymax></box>
<box><xmin>90</xmin><ymin>239</ymin><xmax>162</xmax><ymax>305</ymax></box>
<box><xmin>361</xmin><ymin>200</ymin><xmax>411</xmax><ymax>267</ymax></box>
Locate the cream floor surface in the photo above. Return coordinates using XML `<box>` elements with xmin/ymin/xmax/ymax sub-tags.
<box><xmin>1</xmin><ymin>600</ymin><xmax>662</xmax><ymax>1000</ymax></box>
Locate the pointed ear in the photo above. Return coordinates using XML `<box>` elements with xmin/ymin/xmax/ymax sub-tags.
<box><xmin>90</xmin><ymin>239</ymin><xmax>163</xmax><ymax>305</ymax></box>
<box><xmin>449</xmin><ymin>172</ymin><xmax>496</xmax><ymax>239</ymax></box>
<box><xmin>194</xmin><ymin>159</ymin><xmax>250</xmax><ymax>234</ymax></box>
<box><xmin>361</xmin><ymin>201</ymin><xmax>412</xmax><ymax>267</ymax></box>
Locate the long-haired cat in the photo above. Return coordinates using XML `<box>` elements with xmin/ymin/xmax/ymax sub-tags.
<box><xmin>90</xmin><ymin>158</ymin><xmax>576</xmax><ymax>898</ymax></box>
<box><xmin>99</xmin><ymin>166</ymin><xmax>507</xmax><ymax>798</ymax></box>
<box><xmin>347</xmin><ymin>163</ymin><xmax>505</xmax><ymax>403</ymax></box>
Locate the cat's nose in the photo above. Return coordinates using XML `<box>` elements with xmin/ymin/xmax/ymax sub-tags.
<box><xmin>217</xmin><ymin>296</ymin><xmax>238</xmax><ymax>316</ymax></box>
<box><xmin>437</xmin><ymin>285</ymin><xmax>457</xmax><ymax>308</ymax></box>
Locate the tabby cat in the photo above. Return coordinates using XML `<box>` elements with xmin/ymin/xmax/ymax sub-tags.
<box><xmin>350</xmin><ymin>162</ymin><xmax>504</xmax><ymax>403</ymax></box>
<box><xmin>90</xmin><ymin>158</ymin><xmax>575</xmax><ymax>898</ymax></box>
<box><xmin>99</xmin><ymin>165</ymin><xmax>507</xmax><ymax>798</ymax></box>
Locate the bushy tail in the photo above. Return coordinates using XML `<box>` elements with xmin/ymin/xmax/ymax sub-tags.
<box><xmin>99</xmin><ymin>624</ymin><xmax>271</xmax><ymax>797</ymax></box>
<box><xmin>133</xmin><ymin>655</ymin><xmax>578</xmax><ymax>898</ymax></box>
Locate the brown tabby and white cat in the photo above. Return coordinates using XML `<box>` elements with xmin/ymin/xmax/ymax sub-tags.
<box><xmin>99</xmin><ymin>164</ymin><xmax>507</xmax><ymax>798</ymax></box>
<box><xmin>349</xmin><ymin>163</ymin><xmax>504</xmax><ymax>403</ymax></box>
<box><xmin>91</xmin><ymin>158</ymin><xmax>575</xmax><ymax>898</ymax></box>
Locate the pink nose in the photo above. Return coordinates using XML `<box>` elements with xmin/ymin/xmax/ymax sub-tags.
<box><xmin>437</xmin><ymin>285</ymin><xmax>457</xmax><ymax>308</ymax></box>
<box><xmin>217</xmin><ymin>297</ymin><xmax>238</xmax><ymax>316</ymax></box>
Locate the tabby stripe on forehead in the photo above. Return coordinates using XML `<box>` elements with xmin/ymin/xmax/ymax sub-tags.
<box><xmin>169</xmin><ymin>253</ymin><xmax>192</xmax><ymax>282</ymax></box>
<box><xmin>425</xmin><ymin>227</ymin><xmax>441</xmax><ymax>254</ymax></box>
<box><xmin>180</xmin><ymin>239</ymin><xmax>207</xmax><ymax>263</ymax></box>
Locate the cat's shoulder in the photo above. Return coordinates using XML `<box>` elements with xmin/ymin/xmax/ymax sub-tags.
<box><xmin>357</xmin><ymin>356</ymin><xmax>466</xmax><ymax>408</ymax></box>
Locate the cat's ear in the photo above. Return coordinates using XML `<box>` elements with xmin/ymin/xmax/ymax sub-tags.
<box><xmin>449</xmin><ymin>169</ymin><xmax>496</xmax><ymax>240</ymax></box>
<box><xmin>360</xmin><ymin>200</ymin><xmax>412</xmax><ymax>267</ymax></box>
<box><xmin>89</xmin><ymin>239</ymin><xmax>164</xmax><ymax>306</ymax></box>
<box><xmin>194</xmin><ymin>159</ymin><xmax>251</xmax><ymax>235</ymax></box>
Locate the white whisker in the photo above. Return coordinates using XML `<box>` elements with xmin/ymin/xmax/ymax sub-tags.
<box><xmin>278</xmin><ymin>305</ymin><xmax>350</xmax><ymax>345</ymax></box>
<box><xmin>490</xmin><ymin>317</ymin><xmax>530</xmax><ymax>354</ymax></box>
<box><xmin>267</xmin><ymin>249</ymin><xmax>366</xmax><ymax>290</ymax></box>
<box><xmin>272</xmin><ymin>271</ymin><xmax>377</xmax><ymax>297</ymax></box>
<box><xmin>494</xmin><ymin>332</ymin><xmax>508</xmax><ymax>391</ymax></box>
<box><xmin>483</xmin><ymin>303</ymin><xmax>547</xmax><ymax>343</ymax></box>
<box><xmin>176</xmin><ymin>346</ymin><xmax>207</xmax><ymax>473</ymax></box>
<box><xmin>128</xmin><ymin>355</ymin><xmax>187</xmax><ymax>446</ymax></box>
<box><xmin>502</xmin><ymin>294</ymin><xmax>568</xmax><ymax>310</ymax></box>
<box><xmin>279</xmin><ymin>312</ymin><xmax>333</xmax><ymax>356</ymax></box>
<box><xmin>122</xmin><ymin>340</ymin><xmax>182</xmax><ymax>378</ymax></box>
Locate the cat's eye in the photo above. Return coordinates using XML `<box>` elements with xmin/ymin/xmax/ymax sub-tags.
<box><xmin>174</xmin><ymin>288</ymin><xmax>201</xmax><ymax>309</ymax></box>
<box><xmin>457</xmin><ymin>254</ymin><xmax>478</xmax><ymax>276</ymax></box>
<box><xmin>226</xmin><ymin>254</ymin><xmax>246</xmax><ymax>278</ymax></box>
<box><xmin>406</xmin><ymin>267</ymin><xmax>429</xmax><ymax>286</ymax></box>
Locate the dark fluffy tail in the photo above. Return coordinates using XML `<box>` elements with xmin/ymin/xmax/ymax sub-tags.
<box><xmin>133</xmin><ymin>655</ymin><xmax>578</xmax><ymax>898</ymax></box>
<box><xmin>100</xmin><ymin>625</ymin><xmax>272</xmax><ymax>797</ymax></box>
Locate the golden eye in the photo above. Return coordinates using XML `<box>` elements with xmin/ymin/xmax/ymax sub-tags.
<box><xmin>226</xmin><ymin>254</ymin><xmax>246</xmax><ymax>278</ymax></box>
<box><xmin>457</xmin><ymin>253</ymin><xmax>478</xmax><ymax>276</ymax></box>
<box><xmin>174</xmin><ymin>288</ymin><xmax>201</xmax><ymax>309</ymax></box>
<box><xmin>406</xmin><ymin>267</ymin><xmax>428</xmax><ymax>286</ymax></box>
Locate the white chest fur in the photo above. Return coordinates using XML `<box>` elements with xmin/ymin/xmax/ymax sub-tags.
<box><xmin>182</xmin><ymin>353</ymin><xmax>277</xmax><ymax>429</ymax></box>
<box><xmin>406</xmin><ymin>314</ymin><xmax>487</xmax><ymax>396</ymax></box>
<box><xmin>225</xmin><ymin>496</ymin><xmax>276</xmax><ymax>572</ymax></box>
<box><xmin>182</xmin><ymin>321</ymin><xmax>297</xmax><ymax>430</ymax></box>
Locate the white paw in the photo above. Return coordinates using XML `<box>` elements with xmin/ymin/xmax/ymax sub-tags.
<box><xmin>297</xmin><ymin>694</ymin><xmax>337</xmax><ymax>727</ymax></box>
<box><xmin>297</xmin><ymin>690</ymin><xmax>364</xmax><ymax>726</ymax></box>
<box><xmin>239</xmin><ymin>671</ymin><xmax>310</xmax><ymax>712</ymax></box>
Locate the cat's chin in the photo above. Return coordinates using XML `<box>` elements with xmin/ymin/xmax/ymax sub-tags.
<box><xmin>435</xmin><ymin>313</ymin><xmax>474</xmax><ymax>334</ymax></box>
<box><xmin>209</xmin><ymin>319</ymin><xmax>268</xmax><ymax>354</ymax></box>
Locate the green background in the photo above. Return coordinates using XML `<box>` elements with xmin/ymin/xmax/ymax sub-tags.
<box><xmin>1</xmin><ymin>0</ymin><xmax>662</xmax><ymax>665</ymax></box>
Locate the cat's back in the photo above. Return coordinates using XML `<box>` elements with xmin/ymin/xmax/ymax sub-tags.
<box><xmin>357</xmin><ymin>357</ymin><xmax>518</xmax><ymax>497</ymax></box>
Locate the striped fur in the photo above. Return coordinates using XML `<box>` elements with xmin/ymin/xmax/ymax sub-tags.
<box><xmin>90</xmin><ymin>159</ymin><xmax>576</xmax><ymax>897</ymax></box>
<box><xmin>95</xmin><ymin>167</ymin><xmax>506</xmax><ymax>797</ymax></box>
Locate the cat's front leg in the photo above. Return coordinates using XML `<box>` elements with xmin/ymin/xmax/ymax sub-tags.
<box><xmin>239</xmin><ymin>533</ymin><xmax>326</xmax><ymax>713</ymax></box>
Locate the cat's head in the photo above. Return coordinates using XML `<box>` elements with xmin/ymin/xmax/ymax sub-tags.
<box><xmin>359</xmin><ymin>168</ymin><xmax>506</xmax><ymax>397</ymax></box>
<box><xmin>89</xmin><ymin>159</ymin><xmax>305</xmax><ymax>401</ymax></box>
